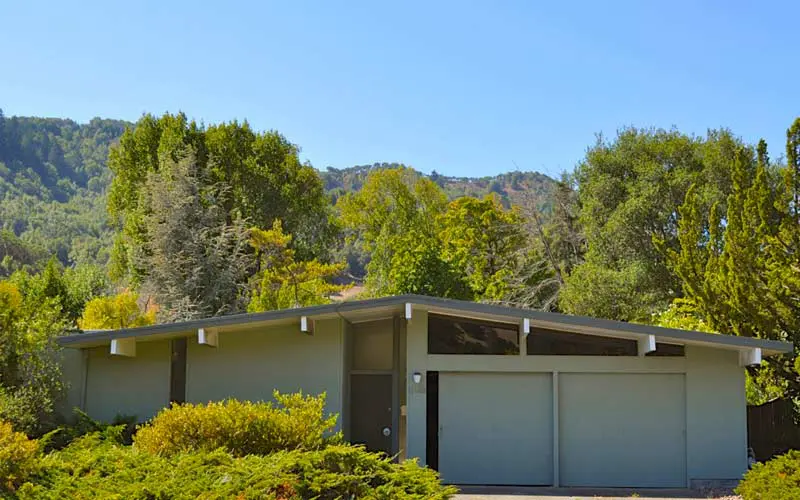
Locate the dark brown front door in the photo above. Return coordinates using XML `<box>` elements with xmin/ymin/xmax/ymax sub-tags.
<box><xmin>350</xmin><ymin>374</ymin><xmax>393</xmax><ymax>455</ymax></box>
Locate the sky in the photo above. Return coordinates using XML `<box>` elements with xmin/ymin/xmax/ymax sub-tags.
<box><xmin>1</xmin><ymin>1</ymin><xmax>798</xmax><ymax>178</ymax></box>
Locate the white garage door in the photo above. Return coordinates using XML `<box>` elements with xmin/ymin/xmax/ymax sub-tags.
<box><xmin>438</xmin><ymin>372</ymin><xmax>553</xmax><ymax>485</ymax></box>
<box><xmin>559</xmin><ymin>373</ymin><xmax>686</xmax><ymax>487</ymax></box>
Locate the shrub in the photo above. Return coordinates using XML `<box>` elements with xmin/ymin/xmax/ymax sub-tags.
<box><xmin>44</xmin><ymin>410</ymin><xmax>138</xmax><ymax>452</ymax></box>
<box><xmin>0</xmin><ymin>421</ymin><xmax>40</xmax><ymax>493</ymax></box>
<box><xmin>18</xmin><ymin>431</ymin><xmax>455</xmax><ymax>499</ymax></box>
<box><xmin>134</xmin><ymin>392</ymin><xmax>339</xmax><ymax>457</ymax></box>
<box><xmin>289</xmin><ymin>445</ymin><xmax>457</xmax><ymax>499</ymax></box>
<box><xmin>737</xmin><ymin>450</ymin><xmax>800</xmax><ymax>500</ymax></box>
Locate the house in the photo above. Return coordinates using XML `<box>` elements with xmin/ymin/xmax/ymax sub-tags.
<box><xmin>57</xmin><ymin>294</ymin><xmax>792</xmax><ymax>489</ymax></box>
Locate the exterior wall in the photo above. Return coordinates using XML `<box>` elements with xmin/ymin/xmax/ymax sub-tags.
<box><xmin>405</xmin><ymin>312</ymin><xmax>749</xmax><ymax>486</ymax></box>
<box><xmin>186</xmin><ymin>318</ymin><xmax>346</xmax><ymax>431</ymax></box>
<box><xmin>686</xmin><ymin>345</ymin><xmax>747</xmax><ymax>484</ymax></box>
<box><xmin>56</xmin><ymin>347</ymin><xmax>86</xmax><ymax>422</ymax></box>
<box><xmin>406</xmin><ymin>308</ymin><xmax>429</xmax><ymax>463</ymax></box>
<box><xmin>84</xmin><ymin>341</ymin><xmax>171</xmax><ymax>423</ymax></box>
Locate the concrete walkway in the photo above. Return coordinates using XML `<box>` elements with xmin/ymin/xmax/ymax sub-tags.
<box><xmin>454</xmin><ymin>486</ymin><xmax>739</xmax><ymax>499</ymax></box>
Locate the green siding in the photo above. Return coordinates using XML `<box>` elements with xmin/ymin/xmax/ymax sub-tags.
<box><xmin>84</xmin><ymin>341</ymin><xmax>171</xmax><ymax>423</ymax></box>
<box><xmin>185</xmin><ymin>319</ymin><xmax>345</xmax><ymax>430</ymax></box>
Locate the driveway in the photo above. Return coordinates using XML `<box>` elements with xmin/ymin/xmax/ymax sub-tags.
<box><xmin>453</xmin><ymin>486</ymin><xmax>740</xmax><ymax>500</ymax></box>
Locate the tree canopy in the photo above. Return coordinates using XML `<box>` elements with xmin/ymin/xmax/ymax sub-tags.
<box><xmin>662</xmin><ymin>120</ymin><xmax>800</xmax><ymax>400</ymax></box>
<box><xmin>560</xmin><ymin>127</ymin><xmax>747</xmax><ymax>321</ymax></box>
<box><xmin>108</xmin><ymin>113</ymin><xmax>334</xmax><ymax>284</ymax></box>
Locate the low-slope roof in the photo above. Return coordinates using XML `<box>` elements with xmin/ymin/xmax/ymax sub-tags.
<box><xmin>58</xmin><ymin>294</ymin><xmax>792</xmax><ymax>356</ymax></box>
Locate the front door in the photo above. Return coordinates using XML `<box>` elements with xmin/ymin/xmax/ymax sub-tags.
<box><xmin>350</xmin><ymin>373</ymin><xmax>393</xmax><ymax>455</ymax></box>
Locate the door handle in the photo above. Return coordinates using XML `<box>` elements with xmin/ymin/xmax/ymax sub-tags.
<box><xmin>382</xmin><ymin>427</ymin><xmax>391</xmax><ymax>437</ymax></box>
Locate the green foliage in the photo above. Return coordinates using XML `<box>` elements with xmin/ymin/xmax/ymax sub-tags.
<box><xmin>133</xmin><ymin>149</ymin><xmax>255</xmax><ymax>320</ymax></box>
<box><xmin>134</xmin><ymin>392</ymin><xmax>339</xmax><ymax>457</ymax></box>
<box><xmin>0</xmin><ymin>112</ymin><xmax>125</xmax><ymax>269</ymax></box>
<box><xmin>78</xmin><ymin>291</ymin><xmax>155</xmax><ymax>330</ymax></box>
<box><xmin>663</xmin><ymin>118</ymin><xmax>800</xmax><ymax>399</ymax></box>
<box><xmin>560</xmin><ymin>260</ymin><xmax>661</xmax><ymax>320</ymax></box>
<box><xmin>385</xmin><ymin>234</ymin><xmax>470</xmax><ymax>299</ymax></box>
<box><xmin>7</xmin><ymin>260</ymin><xmax>108</xmax><ymax>325</ymax></box>
<box><xmin>108</xmin><ymin>113</ymin><xmax>334</xmax><ymax>285</ymax></box>
<box><xmin>322</xmin><ymin>162</ymin><xmax>554</xmax><ymax>209</ymax></box>
<box><xmin>563</xmin><ymin>127</ymin><xmax>745</xmax><ymax>321</ymax></box>
<box><xmin>438</xmin><ymin>195</ymin><xmax>526</xmax><ymax>300</ymax></box>
<box><xmin>0</xmin><ymin>421</ymin><xmax>40</xmax><ymax>494</ymax></box>
<box><xmin>338</xmin><ymin>168</ymin><xmax>532</xmax><ymax>302</ymax></box>
<box><xmin>249</xmin><ymin>221</ymin><xmax>348</xmax><ymax>311</ymax></box>
<box><xmin>652</xmin><ymin>301</ymin><xmax>715</xmax><ymax>332</ymax></box>
<box><xmin>736</xmin><ymin>450</ymin><xmax>800</xmax><ymax>500</ymax></box>
<box><xmin>0</xmin><ymin>280</ymin><xmax>65</xmax><ymax>436</ymax></box>
<box><xmin>338</xmin><ymin>167</ymin><xmax>454</xmax><ymax>297</ymax></box>
<box><xmin>16</xmin><ymin>432</ymin><xmax>455</xmax><ymax>499</ymax></box>
<box><xmin>0</xmin><ymin>231</ymin><xmax>45</xmax><ymax>277</ymax></box>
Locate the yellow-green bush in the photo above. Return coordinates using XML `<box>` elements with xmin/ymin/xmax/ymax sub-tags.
<box><xmin>17</xmin><ymin>432</ymin><xmax>455</xmax><ymax>499</ymax></box>
<box><xmin>0</xmin><ymin>421</ymin><xmax>40</xmax><ymax>493</ymax></box>
<box><xmin>134</xmin><ymin>392</ymin><xmax>339</xmax><ymax>457</ymax></box>
<box><xmin>737</xmin><ymin>450</ymin><xmax>800</xmax><ymax>500</ymax></box>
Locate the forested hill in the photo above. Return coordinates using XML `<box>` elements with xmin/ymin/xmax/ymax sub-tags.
<box><xmin>0</xmin><ymin>112</ymin><xmax>128</xmax><ymax>269</ymax></box>
<box><xmin>322</xmin><ymin>163</ymin><xmax>554</xmax><ymax>208</ymax></box>
<box><xmin>0</xmin><ymin>111</ymin><xmax>556</xmax><ymax>273</ymax></box>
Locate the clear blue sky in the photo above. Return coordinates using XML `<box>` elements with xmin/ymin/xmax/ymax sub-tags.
<box><xmin>2</xmin><ymin>1</ymin><xmax>798</xmax><ymax>178</ymax></box>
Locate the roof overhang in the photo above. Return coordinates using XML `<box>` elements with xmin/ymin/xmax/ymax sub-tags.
<box><xmin>58</xmin><ymin>294</ymin><xmax>793</xmax><ymax>357</ymax></box>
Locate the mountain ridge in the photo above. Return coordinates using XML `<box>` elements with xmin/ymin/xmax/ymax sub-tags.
<box><xmin>0</xmin><ymin>112</ymin><xmax>555</xmax><ymax>272</ymax></box>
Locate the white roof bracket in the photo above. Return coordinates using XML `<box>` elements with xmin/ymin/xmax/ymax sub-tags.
<box><xmin>300</xmin><ymin>316</ymin><xmax>314</xmax><ymax>335</ymax></box>
<box><xmin>198</xmin><ymin>327</ymin><xmax>218</xmax><ymax>347</ymax></box>
<box><xmin>110</xmin><ymin>337</ymin><xmax>136</xmax><ymax>357</ymax></box>
<box><xmin>520</xmin><ymin>318</ymin><xmax>531</xmax><ymax>338</ymax></box>
<box><xmin>739</xmin><ymin>347</ymin><xmax>762</xmax><ymax>367</ymax></box>
<box><xmin>638</xmin><ymin>335</ymin><xmax>656</xmax><ymax>356</ymax></box>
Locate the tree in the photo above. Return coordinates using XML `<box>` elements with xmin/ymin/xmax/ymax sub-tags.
<box><xmin>438</xmin><ymin>195</ymin><xmax>526</xmax><ymax>300</ymax></box>
<box><xmin>108</xmin><ymin>113</ymin><xmax>333</xmax><ymax>284</ymax></box>
<box><xmin>0</xmin><ymin>280</ymin><xmax>66</xmax><ymax>435</ymax></box>
<box><xmin>337</xmin><ymin>167</ymin><xmax>450</xmax><ymax>297</ymax></box>
<box><xmin>338</xmin><ymin>168</ymin><xmax>542</xmax><ymax>302</ymax></box>
<box><xmin>249</xmin><ymin>221</ymin><xmax>348</xmax><ymax>311</ymax></box>
<box><xmin>8</xmin><ymin>259</ymin><xmax>108</xmax><ymax>325</ymax></box>
<box><xmin>135</xmin><ymin>149</ymin><xmax>255</xmax><ymax>321</ymax></box>
<box><xmin>78</xmin><ymin>291</ymin><xmax>155</xmax><ymax>330</ymax></box>
<box><xmin>561</xmin><ymin>128</ymin><xmax>745</xmax><ymax>321</ymax></box>
<box><xmin>663</xmin><ymin>118</ymin><xmax>800</xmax><ymax>400</ymax></box>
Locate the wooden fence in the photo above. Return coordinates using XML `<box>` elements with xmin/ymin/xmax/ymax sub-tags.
<box><xmin>748</xmin><ymin>398</ymin><xmax>800</xmax><ymax>462</ymax></box>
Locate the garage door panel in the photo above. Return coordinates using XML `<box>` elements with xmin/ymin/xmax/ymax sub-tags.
<box><xmin>559</xmin><ymin>373</ymin><xmax>686</xmax><ymax>488</ymax></box>
<box><xmin>438</xmin><ymin>372</ymin><xmax>553</xmax><ymax>485</ymax></box>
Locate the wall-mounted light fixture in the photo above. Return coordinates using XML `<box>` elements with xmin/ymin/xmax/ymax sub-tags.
<box><xmin>412</xmin><ymin>372</ymin><xmax>422</xmax><ymax>384</ymax></box>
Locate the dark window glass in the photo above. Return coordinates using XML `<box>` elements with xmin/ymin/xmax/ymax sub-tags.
<box><xmin>646</xmin><ymin>343</ymin><xmax>685</xmax><ymax>357</ymax></box>
<box><xmin>526</xmin><ymin>328</ymin><xmax>637</xmax><ymax>356</ymax></box>
<box><xmin>428</xmin><ymin>314</ymin><xmax>519</xmax><ymax>355</ymax></box>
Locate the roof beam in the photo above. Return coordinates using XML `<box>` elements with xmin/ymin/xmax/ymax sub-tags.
<box><xmin>198</xmin><ymin>328</ymin><xmax>218</xmax><ymax>347</ymax></box>
<box><xmin>300</xmin><ymin>316</ymin><xmax>314</xmax><ymax>335</ymax></box>
<box><xmin>638</xmin><ymin>335</ymin><xmax>656</xmax><ymax>356</ymax></box>
<box><xmin>740</xmin><ymin>347</ymin><xmax>762</xmax><ymax>367</ymax></box>
<box><xmin>520</xmin><ymin>318</ymin><xmax>531</xmax><ymax>338</ymax></box>
<box><xmin>110</xmin><ymin>338</ymin><xmax>136</xmax><ymax>357</ymax></box>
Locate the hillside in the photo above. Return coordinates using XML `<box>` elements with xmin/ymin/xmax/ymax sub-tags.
<box><xmin>0</xmin><ymin>112</ymin><xmax>556</xmax><ymax>275</ymax></box>
<box><xmin>0</xmin><ymin>112</ymin><xmax>128</xmax><ymax>271</ymax></box>
<box><xmin>322</xmin><ymin>163</ymin><xmax>554</xmax><ymax>210</ymax></box>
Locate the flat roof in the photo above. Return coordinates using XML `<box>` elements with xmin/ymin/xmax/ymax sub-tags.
<box><xmin>57</xmin><ymin>294</ymin><xmax>792</xmax><ymax>355</ymax></box>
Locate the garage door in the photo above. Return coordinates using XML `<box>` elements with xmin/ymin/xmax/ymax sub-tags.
<box><xmin>559</xmin><ymin>373</ymin><xmax>686</xmax><ymax>487</ymax></box>
<box><xmin>438</xmin><ymin>372</ymin><xmax>553</xmax><ymax>485</ymax></box>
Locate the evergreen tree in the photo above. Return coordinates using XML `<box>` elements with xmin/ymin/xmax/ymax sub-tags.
<box><xmin>665</xmin><ymin>119</ymin><xmax>800</xmax><ymax>400</ymax></box>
